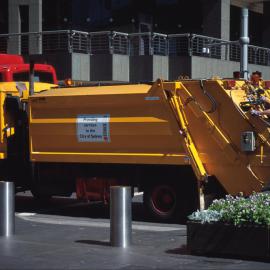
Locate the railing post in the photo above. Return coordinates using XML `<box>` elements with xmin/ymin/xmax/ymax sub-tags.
<box><xmin>149</xmin><ymin>33</ymin><xmax>154</xmax><ymax>55</ymax></box>
<box><xmin>188</xmin><ymin>34</ymin><xmax>193</xmax><ymax>57</ymax></box>
<box><xmin>255</xmin><ymin>48</ymin><xmax>258</xmax><ymax>65</ymax></box>
<box><xmin>127</xmin><ymin>35</ymin><xmax>131</xmax><ymax>55</ymax></box>
<box><xmin>68</xmin><ymin>30</ymin><xmax>74</xmax><ymax>53</ymax></box>
<box><xmin>165</xmin><ymin>35</ymin><xmax>169</xmax><ymax>56</ymax></box>
<box><xmin>109</xmin><ymin>32</ymin><xmax>114</xmax><ymax>54</ymax></box>
<box><xmin>87</xmin><ymin>33</ymin><xmax>91</xmax><ymax>54</ymax></box>
<box><xmin>225</xmin><ymin>44</ymin><xmax>228</xmax><ymax>60</ymax></box>
<box><xmin>110</xmin><ymin>186</ymin><xmax>132</xmax><ymax>248</ymax></box>
<box><xmin>139</xmin><ymin>34</ymin><xmax>144</xmax><ymax>55</ymax></box>
<box><xmin>0</xmin><ymin>181</ymin><xmax>15</xmax><ymax>237</ymax></box>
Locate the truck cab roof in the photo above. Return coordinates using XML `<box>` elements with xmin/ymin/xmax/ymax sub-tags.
<box><xmin>0</xmin><ymin>63</ymin><xmax>58</xmax><ymax>84</ymax></box>
<box><xmin>0</xmin><ymin>54</ymin><xmax>24</xmax><ymax>64</ymax></box>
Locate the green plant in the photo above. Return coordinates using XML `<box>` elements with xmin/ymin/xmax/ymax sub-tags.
<box><xmin>188</xmin><ymin>192</ymin><xmax>270</xmax><ymax>226</ymax></box>
<box><xmin>188</xmin><ymin>209</ymin><xmax>222</xmax><ymax>224</ymax></box>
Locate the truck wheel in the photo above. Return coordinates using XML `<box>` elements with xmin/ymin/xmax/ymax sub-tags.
<box><xmin>143</xmin><ymin>184</ymin><xmax>181</xmax><ymax>221</ymax></box>
<box><xmin>30</xmin><ymin>163</ymin><xmax>52</xmax><ymax>201</ymax></box>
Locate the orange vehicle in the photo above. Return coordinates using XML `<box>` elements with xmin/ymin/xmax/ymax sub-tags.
<box><xmin>25</xmin><ymin>81</ymin><xmax>199</xmax><ymax>221</ymax></box>
<box><xmin>3</xmin><ymin>75</ymin><xmax>270</xmax><ymax>221</ymax></box>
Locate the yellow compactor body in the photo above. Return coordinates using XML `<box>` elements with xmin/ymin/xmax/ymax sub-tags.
<box><xmin>29</xmin><ymin>83</ymin><xmax>188</xmax><ymax>165</ymax></box>
<box><xmin>177</xmin><ymin>79</ymin><xmax>270</xmax><ymax>196</ymax></box>
<box><xmin>26</xmin><ymin>81</ymin><xmax>198</xmax><ymax>220</ymax></box>
<box><xmin>21</xmin><ymin>78</ymin><xmax>270</xmax><ymax>220</ymax></box>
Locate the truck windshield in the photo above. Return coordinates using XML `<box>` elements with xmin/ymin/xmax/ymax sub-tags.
<box><xmin>13</xmin><ymin>71</ymin><xmax>54</xmax><ymax>84</ymax></box>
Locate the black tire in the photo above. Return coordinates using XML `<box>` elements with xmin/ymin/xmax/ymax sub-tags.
<box><xmin>143</xmin><ymin>183</ymin><xmax>186</xmax><ymax>222</ymax></box>
<box><xmin>29</xmin><ymin>163</ymin><xmax>52</xmax><ymax>201</ymax></box>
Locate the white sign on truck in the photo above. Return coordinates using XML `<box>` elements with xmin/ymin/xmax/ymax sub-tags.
<box><xmin>77</xmin><ymin>114</ymin><xmax>110</xmax><ymax>142</ymax></box>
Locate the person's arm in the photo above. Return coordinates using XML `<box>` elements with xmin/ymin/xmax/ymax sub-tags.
<box><xmin>251</xmin><ymin>108</ymin><xmax>270</xmax><ymax>116</ymax></box>
<box><xmin>259</xmin><ymin>109</ymin><xmax>270</xmax><ymax>116</ymax></box>
<box><xmin>260</xmin><ymin>95</ymin><xmax>270</xmax><ymax>104</ymax></box>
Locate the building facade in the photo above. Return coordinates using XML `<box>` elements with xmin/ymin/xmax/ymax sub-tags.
<box><xmin>1</xmin><ymin>0</ymin><xmax>269</xmax><ymax>46</ymax></box>
<box><xmin>1</xmin><ymin>0</ymin><xmax>270</xmax><ymax>81</ymax></box>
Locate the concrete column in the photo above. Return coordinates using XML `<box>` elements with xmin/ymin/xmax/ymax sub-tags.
<box><xmin>262</xmin><ymin>2</ymin><xmax>270</xmax><ymax>48</ymax></box>
<box><xmin>220</xmin><ymin>0</ymin><xmax>230</xmax><ymax>41</ymax></box>
<box><xmin>202</xmin><ymin>0</ymin><xmax>230</xmax><ymax>60</ymax></box>
<box><xmin>29</xmin><ymin>0</ymin><xmax>42</xmax><ymax>54</ymax></box>
<box><xmin>153</xmin><ymin>55</ymin><xmax>168</xmax><ymax>81</ymax></box>
<box><xmin>72</xmin><ymin>53</ymin><xmax>90</xmax><ymax>81</ymax></box>
<box><xmin>8</xmin><ymin>0</ymin><xmax>42</xmax><ymax>55</ymax></box>
<box><xmin>202</xmin><ymin>0</ymin><xmax>230</xmax><ymax>40</ymax></box>
<box><xmin>8</xmin><ymin>0</ymin><xmax>21</xmax><ymax>54</ymax></box>
<box><xmin>112</xmin><ymin>55</ymin><xmax>130</xmax><ymax>82</ymax></box>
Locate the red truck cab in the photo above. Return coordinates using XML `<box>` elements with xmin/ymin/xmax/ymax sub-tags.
<box><xmin>0</xmin><ymin>54</ymin><xmax>58</xmax><ymax>84</ymax></box>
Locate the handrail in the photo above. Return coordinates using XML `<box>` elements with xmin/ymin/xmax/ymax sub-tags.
<box><xmin>167</xmin><ymin>33</ymin><xmax>190</xmax><ymax>38</ymax></box>
<box><xmin>129</xmin><ymin>32</ymin><xmax>167</xmax><ymax>37</ymax></box>
<box><xmin>1</xmin><ymin>30</ymin><xmax>270</xmax><ymax>66</ymax></box>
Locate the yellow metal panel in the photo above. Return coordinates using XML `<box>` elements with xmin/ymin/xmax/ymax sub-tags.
<box><xmin>31</xmin><ymin>151</ymin><xmax>188</xmax><ymax>165</ymax></box>
<box><xmin>179</xmin><ymin>79</ymin><xmax>266</xmax><ymax>195</ymax></box>
<box><xmin>28</xmin><ymin>78</ymin><xmax>270</xmax><ymax>196</ymax></box>
<box><xmin>33</xmin><ymin>84</ymin><xmax>151</xmax><ymax>97</ymax></box>
<box><xmin>29</xmin><ymin>82</ymin><xmax>187</xmax><ymax>165</ymax></box>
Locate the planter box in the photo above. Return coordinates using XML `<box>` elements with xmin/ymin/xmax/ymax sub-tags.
<box><xmin>187</xmin><ymin>221</ymin><xmax>270</xmax><ymax>260</ymax></box>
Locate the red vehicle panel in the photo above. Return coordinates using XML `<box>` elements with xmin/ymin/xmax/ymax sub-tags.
<box><xmin>0</xmin><ymin>54</ymin><xmax>24</xmax><ymax>65</ymax></box>
<box><xmin>0</xmin><ymin>54</ymin><xmax>58</xmax><ymax>84</ymax></box>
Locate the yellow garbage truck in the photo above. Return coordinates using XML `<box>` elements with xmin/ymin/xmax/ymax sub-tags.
<box><xmin>3</xmin><ymin>77</ymin><xmax>270</xmax><ymax>221</ymax></box>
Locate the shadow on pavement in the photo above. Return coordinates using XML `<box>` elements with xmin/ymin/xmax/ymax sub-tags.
<box><xmin>75</xmin><ymin>240</ymin><xmax>111</xmax><ymax>247</ymax></box>
<box><xmin>166</xmin><ymin>245</ymin><xmax>190</xmax><ymax>255</ymax></box>
<box><xmin>15</xmin><ymin>194</ymin><xmax>183</xmax><ymax>224</ymax></box>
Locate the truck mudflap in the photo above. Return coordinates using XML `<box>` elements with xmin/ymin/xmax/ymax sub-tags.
<box><xmin>76</xmin><ymin>177</ymin><xmax>122</xmax><ymax>203</ymax></box>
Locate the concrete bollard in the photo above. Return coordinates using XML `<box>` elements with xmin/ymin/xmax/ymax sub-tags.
<box><xmin>110</xmin><ymin>186</ymin><xmax>132</xmax><ymax>247</ymax></box>
<box><xmin>0</xmin><ymin>181</ymin><xmax>15</xmax><ymax>236</ymax></box>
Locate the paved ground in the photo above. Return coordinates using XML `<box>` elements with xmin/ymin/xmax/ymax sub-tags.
<box><xmin>0</xmin><ymin>193</ymin><xmax>269</xmax><ymax>270</ymax></box>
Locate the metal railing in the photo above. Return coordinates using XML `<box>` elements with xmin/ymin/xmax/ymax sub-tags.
<box><xmin>168</xmin><ymin>34</ymin><xmax>190</xmax><ymax>56</ymax></box>
<box><xmin>89</xmin><ymin>31</ymin><xmax>110</xmax><ymax>54</ymax></box>
<box><xmin>168</xmin><ymin>34</ymin><xmax>224</xmax><ymax>58</ymax></box>
<box><xmin>42</xmin><ymin>30</ymin><xmax>89</xmax><ymax>53</ymax></box>
<box><xmin>168</xmin><ymin>33</ymin><xmax>270</xmax><ymax>66</ymax></box>
<box><xmin>42</xmin><ymin>30</ymin><xmax>71</xmax><ymax>53</ymax></box>
<box><xmin>1</xmin><ymin>30</ymin><xmax>270</xmax><ymax>66</ymax></box>
<box><xmin>248</xmin><ymin>45</ymin><xmax>270</xmax><ymax>66</ymax></box>
<box><xmin>229</xmin><ymin>43</ymin><xmax>240</xmax><ymax>62</ymax></box>
<box><xmin>191</xmin><ymin>34</ymin><xmax>223</xmax><ymax>59</ymax></box>
<box><xmin>0</xmin><ymin>36</ymin><xmax>7</xmax><ymax>53</ymax></box>
<box><xmin>129</xmin><ymin>33</ymin><xmax>150</xmax><ymax>56</ymax></box>
<box><xmin>111</xmin><ymin>32</ymin><xmax>129</xmax><ymax>55</ymax></box>
<box><xmin>89</xmin><ymin>31</ymin><xmax>129</xmax><ymax>55</ymax></box>
<box><xmin>129</xmin><ymin>32</ymin><xmax>167</xmax><ymax>56</ymax></box>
